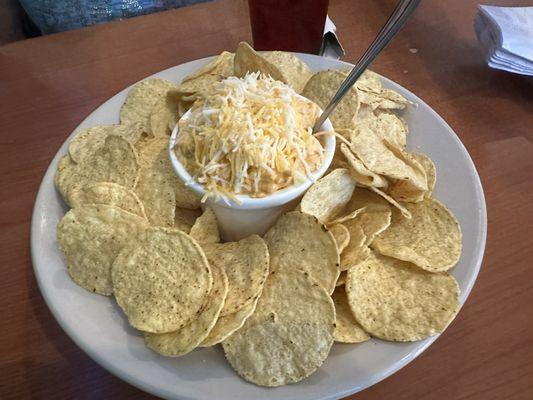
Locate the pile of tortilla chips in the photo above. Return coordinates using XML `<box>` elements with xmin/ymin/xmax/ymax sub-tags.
<box><xmin>55</xmin><ymin>42</ymin><xmax>463</xmax><ymax>388</ymax></box>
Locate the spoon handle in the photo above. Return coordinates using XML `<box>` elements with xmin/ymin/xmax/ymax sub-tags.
<box><xmin>313</xmin><ymin>0</ymin><xmax>421</xmax><ymax>132</ymax></box>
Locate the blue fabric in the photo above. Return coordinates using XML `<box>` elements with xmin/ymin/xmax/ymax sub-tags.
<box><xmin>19</xmin><ymin>0</ymin><xmax>211</xmax><ymax>34</ymax></box>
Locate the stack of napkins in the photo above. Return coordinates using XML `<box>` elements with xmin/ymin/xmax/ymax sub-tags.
<box><xmin>474</xmin><ymin>5</ymin><xmax>533</xmax><ymax>75</ymax></box>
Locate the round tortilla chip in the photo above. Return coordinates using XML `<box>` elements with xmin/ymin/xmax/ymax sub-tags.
<box><xmin>329</xmin><ymin>224</ymin><xmax>350</xmax><ymax>254</ymax></box>
<box><xmin>339</xmin><ymin>142</ymin><xmax>388</xmax><ymax>188</ymax></box>
<box><xmin>57</xmin><ymin>204</ymin><xmax>148</xmax><ymax>295</ymax></box>
<box><xmin>339</xmin><ymin>186</ymin><xmax>393</xmax><ymax>248</ymax></box>
<box><xmin>356</xmin><ymin>111</ymin><xmax>407</xmax><ymax>150</ymax></box>
<box><xmin>149</xmin><ymin>97</ymin><xmax>176</xmax><ymax>137</ymax></box>
<box><xmin>144</xmin><ymin>263</ymin><xmax>228</xmax><ymax>357</ymax></box>
<box><xmin>200</xmin><ymin>293</ymin><xmax>260</xmax><ymax>347</ymax></box>
<box><xmin>300</xmin><ymin>168</ymin><xmax>356</xmax><ymax>224</ymax></box>
<box><xmin>68</xmin><ymin>182</ymin><xmax>146</xmax><ymax>218</ymax></box>
<box><xmin>345</xmin><ymin>186</ymin><xmax>390</xmax><ymax>212</ymax></box>
<box><xmin>135</xmin><ymin>138</ymin><xmax>175</xmax><ymax>226</ymax></box>
<box><xmin>205</xmin><ymin>234</ymin><xmax>269</xmax><ymax>316</ymax></box>
<box><xmin>385</xmin><ymin>144</ymin><xmax>428</xmax><ymax>203</ymax></box>
<box><xmin>302</xmin><ymin>70</ymin><xmax>359</xmax><ymax>130</ymax></box>
<box><xmin>358</xmin><ymin>88</ymin><xmax>408</xmax><ymax>111</ymax></box>
<box><xmin>412</xmin><ymin>153</ymin><xmax>436</xmax><ymax>196</ymax></box>
<box><xmin>175</xmin><ymin>74</ymin><xmax>224</xmax><ymax>96</ymax></box>
<box><xmin>345</xmin><ymin>211</ymin><xmax>391</xmax><ymax>249</ymax></box>
<box><xmin>355</xmin><ymin>70</ymin><xmax>382</xmax><ymax>93</ymax></box>
<box><xmin>369</xmin><ymin>186</ymin><xmax>412</xmax><ymax>219</ymax></box>
<box><xmin>328</xmin><ymin>205</ymin><xmax>367</xmax><ymax>226</ymax></box>
<box><xmin>355</xmin><ymin>103</ymin><xmax>376</xmax><ymax>122</ymax></box>
<box><xmin>265</xmin><ymin>211</ymin><xmax>340</xmax><ymax>294</ymax></box>
<box><xmin>68</xmin><ymin>123</ymin><xmax>146</xmax><ymax>163</ymax></box>
<box><xmin>112</xmin><ymin>227</ymin><xmax>213</xmax><ymax>333</ymax></box>
<box><xmin>262</xmin><ymin>50</ymin><xmax>313</xmax><ymax>93</ymax></box>
<box><xmin>120</xmin><ymin>78</ymin><xmax>177</xmax><ymax>134</ymax></box>
<box><xmin>332</xmin><ymin>186</ymin><xmax>392</xmax><ymax>262</ymax></box>
<box><xmin>222</xmin><ymin>269</ymin><xmax>335</xmax><ymax>387</ymax></box>
<box><xmin>340</xmin><ymin>223</ymin><xmax>369</xmax><ymax>271</ymax></box>
<box><xmin>234</xmin><ymin>43</ymin><xmax>312</xmax><ymax>93</ymax></box>
<box><xmin>55</xmin><ymin>135</ymin><xmax>140</xmax><ymax>206</ymax></box>
<box><xmin>54</xmin><ymin>155</ymin><xmax>77</xmax><ymax>204</ymax></box>
<box><xmin>372</xmin><ymin>198</ymin><xmax>462</xmax><ymax>272</ymax></box>
<box><xmin>189</xmin><ymin>207</ymin><xmax>220</xmax><ymax>245</ymax></box>
<box><xmin>135</xmin><ymin>138</ymin><xmax>200</xmax><ymax>227</ymax></box>
<box><xmin>350</xmin><ymin>126</ymin><xmax>427</xmax><ymax>196</ymax></box>
<box><xmin>182</xmin><ymin>51</ymin><xmax>234</xmax><ymax>83</ymax></box>
<box><xmin>346</xmin><ymin>251</ymin><xmax>460</xmax><ymax>341</ymax></box>
<box><xmin>332</xmin><ymin>286</ymin><xmax>370</xmax><ymax>343</ymax></box>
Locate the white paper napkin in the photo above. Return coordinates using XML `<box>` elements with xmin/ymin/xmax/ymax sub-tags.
<box><xmin>474</xmin><ymin>5</ymin><xmax>533</xmax><ymax>75</ymax></box>
<box><xmin>320</xmin><ymin>16</ymin><xmax>345</xmax><ymax>59</ymax></box>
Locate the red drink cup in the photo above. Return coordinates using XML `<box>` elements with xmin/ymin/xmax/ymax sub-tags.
<box><xmin>248</xmin><ymin>0</ymin><xmax>329</xmax><ymax>54</ymax></box>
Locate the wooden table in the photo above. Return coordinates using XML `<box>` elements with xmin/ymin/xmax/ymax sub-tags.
<box><xmin>1</xmin><ymin>0</ymin><xmax>532</xmax><ymax>398</ymax></box>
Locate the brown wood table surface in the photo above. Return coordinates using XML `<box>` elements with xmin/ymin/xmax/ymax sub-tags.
<box><xmin>1</xmin><ymin>0</ymin><xmax>532</xmax><ymax>398</ymax></box>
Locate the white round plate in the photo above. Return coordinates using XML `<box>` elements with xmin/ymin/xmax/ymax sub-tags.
<box><xmin>31</xmin><ymin>54</ymin><xmax>487</xmax><ymax>400</ymax></box>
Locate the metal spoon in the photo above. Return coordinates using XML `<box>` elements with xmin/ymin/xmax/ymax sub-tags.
<box><xmin>313</xmin><ymin>0</ymin><xmax>421</xmax><ymax>132</ymax></box>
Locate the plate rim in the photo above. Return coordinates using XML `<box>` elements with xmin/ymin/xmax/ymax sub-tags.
<box><xmin>30</xmin><ymin>54</ymin><xmax>487</xmax><ymax>400</ymax></box>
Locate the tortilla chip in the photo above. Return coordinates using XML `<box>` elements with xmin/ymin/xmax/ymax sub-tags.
<box><xmin>68</xmin><ymin>123</ymin><xmax>146</xmax><ymax>163</ymax></box>
<box><xmin>175</xmin><ymin>73</ymin><xmax>224</xmax><ymax>96</ymax></box>
<box><xmin>300</xmin><ymin>168</ymin><xmax>356</xmax><ymax>224</ymax></box>
<box><xmin>144</xmin><ymin>263</ymin><xmax>228</xmax><ymax>357</ymax></box>
<box><xmin>135</xmin><ymin>139</ymin><xmax>175</xmax><ymax>226</ymax></box>
<box><xmin>346</xmin><ymin>251</ymin><xmax>460</xmax><ymax>341</ymax></box>
<box><xmin>339</xmin><ymin>142</ymin><xmax>388</xmax><ymax>188</ymax></box>
<box><xmin>120</xmin><ymin>78</ymin><xmax>177</xmax><ymax>134</ymax></box>
<box><xmin>68</xmin><ymin>182</ymin><xmax>146</xmax><ymax>218</ymax></box>
<box><xmin>340</xmin><ymin>224</ymin><xmax>368</xmax><ymax>271</ymax></box>
<box><xmin>149</xmin><ymin>97</ymin><xmax>175</xmax><ymax>137</ymax></box>
<box><xmin>205</xmin><ymin>235</ymin><xmax>269</xmax><ymax>316</ymax></box>
<box><xmin>234</xmin><ymin>42</ymin><xmax>312</xmax><ymax>93</ymax></box>
<box><xmin>112</xmin><ymin>227</ymin><xmax>213</xmax><ymax>333</ymax></box>
<box><xmin>189</xmin><ymin>207</ymin><xmax>220</xmax><ymax>245</ymax></box>
<box><xmin>55</xmin><ymin>135</ymin><xmax>140</xmax><ymax>205</ymax></box>
<box><xmin>384</xmin><ymin>143</ymin><xmax>428</xmax><ymax>202</ymax></box>
<box><xmin>372</xmin><ymin>198</ymin><xmax>462</xmax><ymax>272</ymax></box>
<box><xmin>182</xmin><ymin>51</ymin><xmax>234</xmax><ymax>83</ymax></box>
<box><xmin>222</xmin><ymin>269</ymin><xmax>335</xmax><ymax>387</ymax></box>
<box><xmin>57</xmin><ymin>204</ymin><xmax>148</xmax><ymax>295</ymax></box>
<box><xmin>332</xmin><ymin>286</ymin><xmax>370</xmax><ymax>343</ymax></box>
<box><xmin>302</xmin><ymin>70</ymin><xmax>359</xmax><ymax>129</ymax></box>
<box><xmin>262</xmin><ymin>50</ymin><xmax>313</xmax><ymax>93</ymax></box>
<box><xmin>329</xmin><ymin>224</ymin><xmax>350</xmax><ymax>254</ymax></box>
<box><xmin>355</xmin><ymin>70</ymin><xmax>382</xmax><ymax>93</ymax></box>
<box><xmin>358</xmin><ymin>88</ymin><xmax>408</xmax><ymax>111</ymax></box>
<box><xmin>369</xmin><ymin>186</ymin><xmax>412</xmax><ymax>219</ymax></box>
<box><xmin>411</xmin><ymin>153</ymin><xmax>436</xmax><ymax>196</ymax></box>
<box><xmin>356</xmin><ymin>111</ymin><xmax>408</xmax><ymax>149</ymax></box>
<box><xmin>135</xmin><ymin>138</ymin><xmax>200</xmax><ymax>227</ymax></box>
<box><xmin>264</xmin><ymin>211</ymin><xmax>340</xmax><ymax>294</ymax></box>
<box><xmin>341</xmin><ymin>187</ymin><xmax>392</xmax><ymax>246</ymax></box>
<box><xmin>355</xmin><ymin>103</ymin><xmax>376</xmax><ymax>122</ymax></box>
<box><xmin>345</xmin><ymin>186</ymin><xmax>391</xmax><ymax>212</ymax></box>
<box><xmin>328</xmin><ymin>205</ymin><xmax>367</xmax><ymax>226</ymax></box>
<box><xmin>350</xmin><ymin>126</ymin><xmax>427</xmax><ymax>195</ymax></box>
<box><xmin>200</xmin><ymin>293</ymin><xmax>259</xmax><ymax>347</ymax></box>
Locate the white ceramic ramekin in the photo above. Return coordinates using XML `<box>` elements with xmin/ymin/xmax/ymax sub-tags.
<box><xmin>169</xmin><ymin>108</ymin><xmax>335</xmax><ymax>241</ymax></box>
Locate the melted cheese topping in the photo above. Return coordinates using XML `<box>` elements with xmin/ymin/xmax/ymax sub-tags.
<box><xmin>174</xmin><ymin>73</ymin><xmax>324</xmax><ymax>202</ymax></box>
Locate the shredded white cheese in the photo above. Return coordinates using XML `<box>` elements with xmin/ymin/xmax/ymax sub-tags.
<box><xmin>174</xmin><ymin>73</ymin><xmax>325</xmax><ymax>202</ymax></box>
